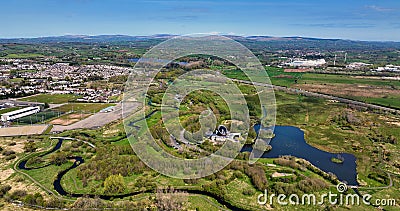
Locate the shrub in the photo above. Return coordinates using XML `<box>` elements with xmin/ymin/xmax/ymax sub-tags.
<box><xmin>0</xmin><ymin>185</ymin><xmax>11</xmax><ymax>197</ymax></box>
<box><xmin>23</xmin><ymin>141</ymin><xmax>37</xmax><ymax>153</ymax></box>
<box><xmin>72</xmin><ymin>197</ymin><xmax>105</xmax><ymax>209</ymax></box>
<box><xmin>2</xmin><ymin>150</ymin><xmax>15</xmax><ymax>156</ymax></box>
<box><xmin>156</xmin><ymin>187</ymin><xmax>188</xmax><ymax>211</ymax></box>
<box><xmin>242</xmin><ymin>188</ymin><xmax>255</xmax><ymax>196</ymax></box>
<box><xmin>10</xmin><ymin>189</ymin><xmax>27</xmax><ymax>200</ymax></box>
<box><xmin>5</xmin><ymin>154</ymin><xmax>16</xmax><ymax>160</ymax></box>
<box><xmin>50</xmin><ymin>152</ymin><xmax>68</xmax><ymax>166</ymax></box>
<box><xmin>26</xmin><ymin>157</ymin><xmax>44</xmax><ymax>166</ymax></box>
<box><xmin>103</xmin><ymin>174</ymin><xmax>126</xmax><ymax>194</ymax></box>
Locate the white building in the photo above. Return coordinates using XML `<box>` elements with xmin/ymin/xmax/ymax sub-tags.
<box><xmin>1</xmin><ymin>106</ymin><xmax>41</xmax><ymax>122</ymax></box>
<box><xmin>285</xmin><ymin>59</ymin><xmax>326</xmax><ymax>67</ymax></box>
<box><xmin>346</xmin><ymin>62</ymin><xmax>372</xmax><ymax>69</ymax></box>
<box><xmin>377</xmin><ymin>65</ymin><xmax>400</xmax><ymax>72</ymax></box>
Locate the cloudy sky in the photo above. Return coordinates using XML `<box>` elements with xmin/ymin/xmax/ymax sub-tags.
<box><xmin>1</xmin><ymin>0</ymin><xmax>400</xmax><ymax>41</ymax></box>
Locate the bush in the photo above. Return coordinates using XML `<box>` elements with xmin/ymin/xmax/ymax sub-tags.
<box><xmin>0</xmin><ymin>185</ymin><xmax>11</xmax><ymax>197</ymax></box>
<box><xmin>2</xmin><ymin>150</ymin><xmax>15</xmax><ymax>156</ymax></box>
<box><xmin>5</xmin><ymin>154</ymin><xmax>16</xmax><ymax>160</ymax></box>
<box><xmin>50</xmin><ymin>152</ymin><xmax>68</xmax><ymax>166</ymax></box>
<box><xmin>10</xmin><ymin>189</ymin><xmax>27</xmax><ymax>200</ymax></box>
<box><xmin>24</xmin><ymin>141</ymin><xmax>37</xmax><ymax>153</ymax></box>
<box><xmin>103</xmin><ymin>174</ymin><xmax>126</xmax><ymax>194</ymax></box>
<box><xmin>24</xmin><ymin>193</ymin><xmax>44</xmax><ymax>206</ymax></box>
<box><xmin>242</xmin><ymin>188</ymin><xmax>255</xmax><ymax>196</ymax></box>
<box><xmin>26</xmin><ymin>157</ymin><xmax>44</xmax><ymax>166</ymax></box>
<box><xmin>156</xmin><ymin>187</ymin><xmax>188</xmax><ymax>211</ymax></box>
<box><xmin>44</xmin><ymin>197</ymin><xmax>64</xmax><ymax>209</ymax></box>
<box><xmin>73</xmin><ymin>197</ymin><xmax>105</xmax><ymax>209</ymax></box>
<box><xmin>14</xmin><ymin>176</ymin><xmax>24</xmax><ymax>182</ymax></box>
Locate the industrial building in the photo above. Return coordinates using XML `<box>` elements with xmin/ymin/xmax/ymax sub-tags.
<box><xmin>285</xmin><ymin>59</ymin><xmax>326</xmax><ymax>67</ymax></box>
<box><xmin>1</xmin><ymin>106</ymin><xmax>41</xmax><ymax>122</ymax></box>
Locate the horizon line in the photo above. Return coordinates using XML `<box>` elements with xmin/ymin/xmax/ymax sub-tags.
<box><xmin>0</xmin><ymin>33</ymin><xmax>399</xmax><ymax>43</ymax></box>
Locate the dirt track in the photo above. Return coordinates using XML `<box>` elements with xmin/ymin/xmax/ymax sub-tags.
<box><xmin>0</xmin><ymin>125</ymin><xmax>49</xmax><ymax>137</ymax></box>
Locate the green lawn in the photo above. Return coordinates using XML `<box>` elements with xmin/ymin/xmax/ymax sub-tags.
<box><xmin>3</xmin><ymin>53</ymin><xmax>44</xmax><ymax>58</ymax></box>
<box><xmin>21</xmin><ymin>162</ymin><xmax>73</xmax><ymax>192</ymax></box>
<box><xmin>351</xmin><ymin>96</ymin><xmax>400</xmax><ymax>110</ymax></box>
<box><xmin>9</xmin><ymin>78</ymin><xmax>24</xmax><ymax>83</ymax></box>
<box><xmin>20</xmin><ymin>94</ymin><xmax>80</xmax><ymax>104</ymax></box>
<box><xmin>53</xmin><ymin>103</ymin><xmax>115</xmax><ymax>113</ymax></box>
<box><xmin>0</xmin><ymin>107</ymin><xmax>20</xmax><ymax>115</ymax></box>
<box><xmin>301</xmin><ymin>73</ymin><xmax>400</xmax><ymax>88</ymax></box>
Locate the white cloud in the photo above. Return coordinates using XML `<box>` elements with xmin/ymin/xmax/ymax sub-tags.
<box><xmin>365</xmin><ymin>5</ymin><xmax>395</xmax><ymax>12</ymax></box>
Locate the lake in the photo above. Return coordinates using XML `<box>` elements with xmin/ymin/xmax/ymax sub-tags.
<box><xmin>241</xmin><ymin>125</ymin><xmax>358</xmax><ymax>185</ymax></box>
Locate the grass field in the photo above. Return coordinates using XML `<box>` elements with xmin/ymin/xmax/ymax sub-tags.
<box><xmin>0</xmin><ymin>107</ymin><xmax>20</xmax><ymax>115</ymax></box>
<box><xmin>222</xmin><ymin>67</ymin><xmax>400</xmax><ymax>109</ymax></box>
<box><xmin>20</xmin><ymin>94</ymin><xmax>80</xmax><ymax>104</ymax></box>
<box><xmin>13</xmin><ymin>111</ymin><xmax>60</xmax><ymax>125</ymax></box>
<box><xmin>53</xmin><ymin>103</ymin><xmax>115</xmax><ymax>113</ymax></box>
<box><xmin>8</xmin><ymin>78</ymin><xmax>25</xmax><ymax>83</ymax></box>
<box><xmin>2</xmin><ymin>53</ymin><xmax>44</xmax><ymax>58</ymax></box>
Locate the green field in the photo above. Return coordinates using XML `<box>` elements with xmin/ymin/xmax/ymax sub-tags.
<box><xmin>20</xmin><ymin>94</ymin><xmax>81</xmax><ymax>104</ymax></box>
<box><xmin>0</xmin><ymin>107</ymin><xmax>20</xmax><ymax>115</ymax></box>
<box><xmin>2</xmin><ymin>53</ymin><xmax>44</xmax><ymax>58</ymax></box>
<box><xmin>53</xmin><ymin>103</ymin><xmax>116</xmax><ymax>113</ymax></box>
<box><xmin>8</xmin><ymin>78</ymin><xmax>24</xmax><ymax>83</ymax></box>
<box><xmin>222</xmin><ymin>67</ymin><xmax>400</xmax><ymax>109</ymax></box>
<box><xmin>223</xmin><ymin>67</ymin><xmax>400</xmax><ymax>88</ymax></box>
<box><xmin>13</xmin><ymin>110</ymin><xmax>61</xmax><ymax>125</ymax></box>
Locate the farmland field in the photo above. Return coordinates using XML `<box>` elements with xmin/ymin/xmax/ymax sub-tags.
<box><xmin>222</xmin><ymin>67</ymin><xmax>400</xmax><ymax>109</ymax></box>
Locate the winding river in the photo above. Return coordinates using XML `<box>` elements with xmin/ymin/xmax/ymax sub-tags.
<box><xmin>17</xmin><ymin>120</ymin><xmax>358</xmax><ymax>211</ymax></box>
<box><xmin>17</xmin><ymin>138</ymin><xmax>244</xmax><ymax>211</ymax></box>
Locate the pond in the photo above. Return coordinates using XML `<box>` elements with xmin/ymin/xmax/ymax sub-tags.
<box><xmin>241</xmin><ymin>125</ymin><xmax>358</xmax><ymax>186</ymax></box>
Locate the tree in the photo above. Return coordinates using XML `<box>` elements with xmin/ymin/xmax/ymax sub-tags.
<box><xmin>156</xmin><ymin>187</ymin><xmax>188</xmax><ymax>211</ymax></box>
<box><xmin>73</xmin><ymin>197</ymin><xmax>105</xmax><ymax>209</ymax></box>
<box><xmin>103</xmin><ymin>174</ymin><xmax>126</xmax><ymax>194</ymax></box>
<box><xmin>24</xmin><ymin>141</ymin><xmax>37</xmax><ymax>153</ymax></box>
<box><xmin>50</xmin><ymin>152</ymin><xmax>68</xmax><ymax>166</ymax></box>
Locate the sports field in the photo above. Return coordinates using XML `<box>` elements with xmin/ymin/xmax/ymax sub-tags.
<box><xmin>19</xmin><ymin>94</ymin><xmax>80</xmax><ymax>104</ymax></box>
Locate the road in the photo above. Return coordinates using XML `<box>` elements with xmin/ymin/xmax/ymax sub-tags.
<box><xmin>232</xmin><ymin>79</ymin><xmax>400</xmax><ymax>115</ymax></box>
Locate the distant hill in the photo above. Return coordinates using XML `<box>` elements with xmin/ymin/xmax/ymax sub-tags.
<box><xmin>1</xmin><ymin>34</ymin><xmax>399</xmax><ymax>51</ymax></box>
<box><xmin>0</xmin><ymin>34</ymin><xmax>178</xmax><ymax>44</ymax></box>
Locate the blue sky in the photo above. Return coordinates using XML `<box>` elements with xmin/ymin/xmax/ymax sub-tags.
<box><xmin>1</xmin><ymin>0</ymin><xmax>400</xmax><ymax>41</ymax></box>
